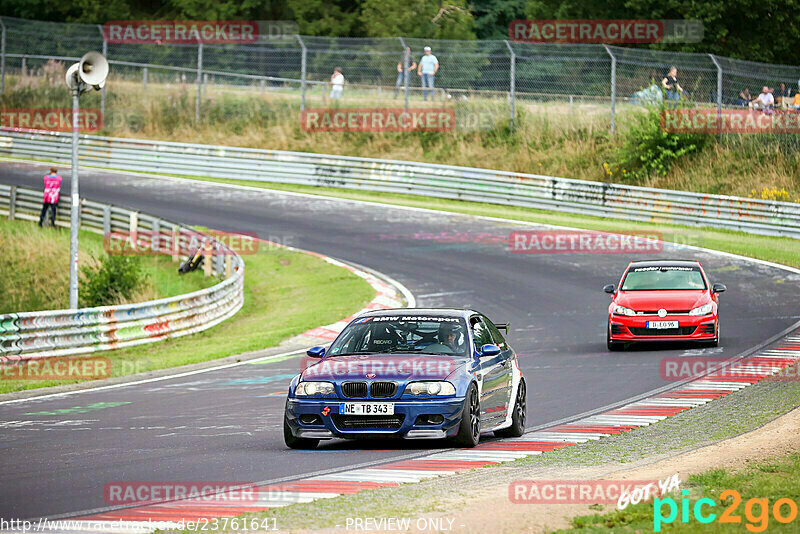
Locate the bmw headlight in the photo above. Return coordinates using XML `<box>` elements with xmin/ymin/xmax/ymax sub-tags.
<box><xmin>405</xmin><ymin>381</ymin><xmax>456</xmax><ymax>396</ymax></box>
<box><xmin>295</xmin><ymin>381</ymin><xmax>335</xmax><ymax>397</ymax></box>
<box><xmin>613</xmin><ymin>305</ymin><xmax>636</xmax><ymax>316</ymax></box>
<box><xmin>689</xmin><ymin>303</ymin><xmax>713</xmax><ymax>316</ymax></box>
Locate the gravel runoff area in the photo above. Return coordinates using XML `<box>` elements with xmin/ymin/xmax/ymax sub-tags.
<box><xmin>221</xmin><ymin>365</ymin><xmax>800</xmax><ymax>534</ymax></box>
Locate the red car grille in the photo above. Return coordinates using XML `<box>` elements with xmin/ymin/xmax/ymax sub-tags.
<box><xmin>629</xmin><ymin>326</ymin><xmax>697</xmax><ymax>336</ymax></box>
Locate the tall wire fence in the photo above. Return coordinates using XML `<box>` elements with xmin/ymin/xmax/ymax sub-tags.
<box><xmin>1</xmin><ymin>16</ymin><xmax>799</xmax><ymax>132</ymax></box>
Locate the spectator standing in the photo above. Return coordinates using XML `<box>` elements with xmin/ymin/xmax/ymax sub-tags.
<box><xmin>417</xmin><ymin>46</ymin><xmax>439</xmax><ymax>101</ymax></box>
<box><xmin>776</xmin><ymin>82</ymin><xmax>791</xmax><ymax>105</ymax></box>
<box><xmin>661</xmin><ymin>66</ymin><xmax>683</xmax><ymax>108</ymax></box>
<box><xmin>792</xmin><ymin>86</ymin><xmax>800</xmax><ymax>110</ymax></box>
<box><xmin>394</xmin><ymin>47</ymin><xmax>417</xmax><ymax>98</ymax></box>
<box><xmin>330</xmin><ymin>67</ymin><xmax>344</xmax><ymax>100</ymax></box>
<box><xmin>750</xmin><ymin>86</ymin><xmax>774</xmax><ymax>110</ymax></box>
<box><xmin>38</xmin><ymin>167</ymin><xmax>62</xmax><ymax>227</ymax></box>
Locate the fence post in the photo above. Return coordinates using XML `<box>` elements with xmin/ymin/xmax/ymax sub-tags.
<box><xmin>603</xmin><ymin>45</ymin><xmax>616</xmax><ymax>134</ymax></box>
<box><xmin>21</xmin><ymin>56</ymin><xmax>25</xmax><ymax>76</ymax></box>
<box><xmin>103</xmin><ymin>205</ymin><xmax>111</xmax><ymax>234</ymax></box>
<box><xmin>504</xmin><ymin>40</ymin><xmax>516</xmax><ymax>130</ymax></box>
<box><xmin>196</xmin><ymin>42</ymin><xmax>203</xmax><ymax>123</ymax></box>
<box><xmin>152</xmin><ymin>218</ymin><xmax>160</xmax><ymax>252</ymax></box>
<box><xmin>143</xmin><ymin>66</ymin><xmax>147</xmax><ymax>90</ymax></box>
<box><xmin>709</xmin><ymin>54</ymin><xmax>723</xmax><ymax>141</ymax></box>
<box><xmin>297</xmin><ymin>35</ymin><xmax>307</xmax><ymax>111</ymax></box>
<box><xmin>9</xmin><ymin>185</ymin><xmax>16</xmax><ymax>220</ymax></box>
<box><xmin>1</xmin><ymin>18</ymin><xmax>6</xmax><ymax>95</ymax></box>
<box><xmin>399</xmin><ymin>37</ymin><xmax>409</xmax><ymax>111</ymax></box>
<box><xmin>97</xmin><ymin>25</ymin><xmax>107</xmax><ymax>122</ymax></box>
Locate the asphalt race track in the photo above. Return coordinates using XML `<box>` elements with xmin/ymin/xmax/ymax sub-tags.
<box><xmin>1</xmin><ymin>161</ymin><xmax>799</xmax><ymax>520</ymax></box>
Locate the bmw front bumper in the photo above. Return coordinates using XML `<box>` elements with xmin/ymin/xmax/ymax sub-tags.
<box><xmin>285</xmin><ymin>397</ymin><xmax>465</xmax><ymax>440</ymax></box>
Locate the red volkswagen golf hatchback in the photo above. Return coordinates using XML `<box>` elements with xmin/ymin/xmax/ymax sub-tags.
<box><xmin>604</xmin><ymin>260</ymin><xmax>726</xmax><ymax>351</ymax></box>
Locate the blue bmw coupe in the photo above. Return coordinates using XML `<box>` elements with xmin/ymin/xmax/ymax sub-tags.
<box><xmin>284</xmin><ymin>309</ymin><xmax>526</xmax><ymax>449</ymax></box>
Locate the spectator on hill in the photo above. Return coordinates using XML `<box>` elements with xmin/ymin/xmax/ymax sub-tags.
<box><xmin>736</xmin><ymin>88</ymin><xmax>752</xmax><ymax>106</ymax></box>
<box><xmin>330</xmin><ymin>67</ymin><xmax>344</xmax><ymax>100</ymax></box>
<box><xmin>750</xmin><ymin>86</ymin><xmax>774</xmax><ymax>110</ymax></box>
<box><xmin>394</xmin><ymin>47</ymin><xmax>417</xmax><ymax>98</ymax></box>
<box><xmin>417</xmin><ymin>46</ymin><xmax>439</xmax><ymax>101</ymax></box>
<box><xmin>661</xmin><ymin>66</ymin><xmax>683</xmax><ymax>107</ymax></box>
<box><xmin>38</xmin><ymin>167</ymin><xmax>62</xmax><ymax>227</ymax></box>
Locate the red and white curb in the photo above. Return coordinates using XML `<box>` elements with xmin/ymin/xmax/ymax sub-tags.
<box><xmin>45</xmin><ymin>330</ymin><xmax>800</xmax><ymax>533</ymax></box>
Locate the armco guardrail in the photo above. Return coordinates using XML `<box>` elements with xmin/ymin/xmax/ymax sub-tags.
<box><xmin>1</xmin><ymin>129</ymin><xmax>799</xmax><ymax>239</ymax></box>
<box><xmin>0</xmin><ymin>183</ymin><xmax>244</xmax><ymax>361</ymax></box>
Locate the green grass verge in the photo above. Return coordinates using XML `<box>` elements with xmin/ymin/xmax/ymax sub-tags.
<box><xmin>1</xmin><ymin>224</ymin><xmax>374</xmax><ymax>394</ymax></box>
<box><xmin>561</xmin><ymin>454</ymin><xmax>800</xmax><ymax>532</ymax></box>
<box><xmin>0</xmin><ymin>217</ymin><xmax>214</xmax><ymax>313</ymax></box>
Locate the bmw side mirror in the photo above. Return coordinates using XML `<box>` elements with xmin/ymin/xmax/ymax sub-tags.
<box><xmin>712</xmin><ymin>283</ymin><xmax>727</xmax><ymax>293</ymax></box>
<box><xmin>479</xmin><ymin>344</ymin><xmax>501</xmax><ymax>357</ymax></box>
<box><xmin>603</xmin><ymin>284</ymin><xmax>616</xmax><ymax>294</ymax></box>
<box><xmin>307</xmin><ymin>346</ymin><xmax>326</xmax><ymax>358</ymax></box>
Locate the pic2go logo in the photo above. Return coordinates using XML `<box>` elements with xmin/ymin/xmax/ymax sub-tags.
<box><xmin>654</xmin><ymin>489</ymin><xmax>799</xmax><ymax>532</ymax></box>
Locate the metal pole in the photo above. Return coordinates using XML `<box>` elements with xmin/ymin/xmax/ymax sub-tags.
<box><xmin>143</xmin><ymin>66</ymin><xmax>148</xmax><ymax>90</ymax></box>
<box><xmin>1</xmin><ymin>19</ymin><xmax>6</xmax><ymax>95</ymax></box>
<box><xmin>97</xmin><ymin>25</ymin><xmax>107</xmax><ymax>122</ymax></box>
<box><xmin>603</xmin><ymin>45</ymin><xmax>616</xmax><ymax>134</ymax></box>
<box><xmin>505</xmin><ymin>40</ymin><xmax>516</xmax><ymax>130</ymax></box>
<box><xmin>399</xmin><ymin>37</ymin><xmax>409</xmax><ymax>111</ymax></box>
<box><xmin>195</xmin><ymin>42</ymin><xmax>203</xmax><ymax>123</ymax></box>
<box><xmin>68</xmin><ymin>86</ymin><xmax>80</xmax><ymax>309</ymax></box>
<box><xmin>297</xmin><ymin>35</ymin><xmax>307</xmax><ymax>111</ymax></box>
<box><xmin>709</xmin><ymin>54</ymin><xmax>723</xmax><ymax>141</ymax></box>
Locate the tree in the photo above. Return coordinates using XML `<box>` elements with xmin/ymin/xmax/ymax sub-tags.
<box><xmin>360</xmin><ymin>0</ymin><xmax>476</xmax><ymax>40</ymax></box>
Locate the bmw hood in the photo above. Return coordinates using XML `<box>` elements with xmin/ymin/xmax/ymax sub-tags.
<box><xmin>301</xmin><ymin>354</ymin><xmax>466</xmax><ymax>382</ymax></box>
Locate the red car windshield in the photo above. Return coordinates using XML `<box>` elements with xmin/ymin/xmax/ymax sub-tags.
<box><xmin>621</xmin><ymin>265</ymin><xmax>706</xmax><ymax>291</ymax></box>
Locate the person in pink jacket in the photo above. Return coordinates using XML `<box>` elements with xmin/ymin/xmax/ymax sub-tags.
<box><xmin>39</xmin><ymin>167</ymin><xmax>62</xmax><ymax>227</ymax></box>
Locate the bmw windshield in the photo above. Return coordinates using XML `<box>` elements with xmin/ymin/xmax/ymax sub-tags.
<box><xmin>621</xmin><ymin>265</ymin><xmax>706</xmax><ymax>291</ymax></box>
<box><xmin>327</xmin><ymin>315</ymin><xmax>469</xmax><ymax>357</ymax></box>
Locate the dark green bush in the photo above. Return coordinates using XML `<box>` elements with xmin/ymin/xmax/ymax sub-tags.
<box><xmin>79</xmin><ymin>254</ymin><xmax>146</xmax><ymax>308</ymax></box>
<box><xmin>612</xmin><ymin>105</ymin><xmax>712</xmax><ymax>181</ymax></box>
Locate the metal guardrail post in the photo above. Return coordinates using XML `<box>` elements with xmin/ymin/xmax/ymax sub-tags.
<box><xmin>195</xmin><ymin>42</ymin><xmax>203</xmax><ymax>123</ymax></box>
<box><xmin>297</xmin><ymin>35</ymin><xmax>307</xmax><ymax>111</ymax></box>
<box><xmin>0</xmin><ymin>18</ymin><xmax>6</xmax><ymax>95</ymax></box>
<box><xmin>142</xmin><ymin>66</ymin><xmax>147</xmax><ymax>90</ymax></box>
<box><xmin>102</xmin><ymin>205</ymin><xmax>111</xmax><ymax>234</ymax></box>
<box><xmin>152</xmin><ymin>218</ymin><xmax>160</xmax><ymax>252</ymax></box>
<box><xmin>9</xmin><ymin>185</ymin><xmax>16</xmax><ymax>220</ymax></box>
<box><xmin>709</xmin><ymin>54</ymin><xmax>723</xmax><ymax>141</ymax></box>
<box><xmin>97</xmin><ymin>25</ymin><xmax>107</xmax><ymax>122</ymax></box>
<box><xmin>603</xmin><ymin>45</ymin><xmax>617</xmax><ymax>134</ymax></box>
<box><xmin>505</xmin><ymin>40</ymin><xmax>516</xmax><ymax>131</ymax></box>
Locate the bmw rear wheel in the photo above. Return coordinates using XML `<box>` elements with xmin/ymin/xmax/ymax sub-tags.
<box><xmin>495</xmin><ymin>380</ymin><xmax>526</xmax><ymax>438</ymax></box>
<box><xmin>453</xmin><ymin>383</ymin><xmax>480</xmax><ymax>447</ymax></box>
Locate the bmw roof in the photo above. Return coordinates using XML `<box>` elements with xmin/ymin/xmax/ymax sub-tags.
<box><xmin>356</xmin><ymin>308</ymin><xmax>476</xmax><ymax>319</ymax></box>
